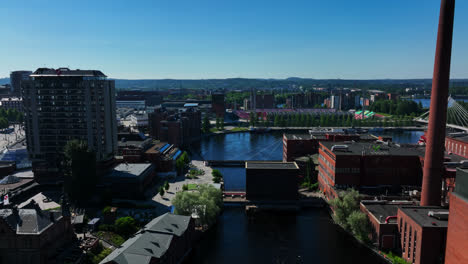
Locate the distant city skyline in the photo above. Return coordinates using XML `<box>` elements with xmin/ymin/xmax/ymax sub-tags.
<box><xmin>1</xmin><ymin>0</ymin><xmax>467</xmax><ymax>80</ymax></box>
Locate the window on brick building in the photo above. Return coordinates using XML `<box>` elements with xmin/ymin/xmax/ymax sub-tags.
<box><xmin>413</xmin><ymin>231</ymin><xmax>417</xmax><ymax>263</ymax></box>
<box><xmin>403</xmin><ymin>222</ymin><xmax>407</xmax><ymax>253</ymax></box>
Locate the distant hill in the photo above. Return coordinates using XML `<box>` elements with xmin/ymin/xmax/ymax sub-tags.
<box><xmin>0</xmin><ymin>78</ymin><xmax>9</xmax><ymax>85</ymax></box>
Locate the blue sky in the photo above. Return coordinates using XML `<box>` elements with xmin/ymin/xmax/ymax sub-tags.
<box><xmin>1</xmin><ymin>0</ymin><xmax>467</xmax><ymax>79</ymax></box>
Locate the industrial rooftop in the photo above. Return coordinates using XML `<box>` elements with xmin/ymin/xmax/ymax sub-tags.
<box><xmin>109</xmin><ymin>163</ymin><xmax>152</xmax><ymax>178</ymax></box>
<box><xmin>245</xmin><ymin>161</ymin><xmax>299</xmax><ymax>170</ymax></box>
<box><xmin>320</xmin><ymin>141</ymin><xmax>425</xmax><ymax>156</ymax></box>
<box><xmin>30</xmin><ymin>68</ymin><xmax>107</xmax><ymax>77</ymax></box>
<box><xmin>399</xmin><ymin>206</ymin><xmax>449</xmax><ymax>227</ymax></box>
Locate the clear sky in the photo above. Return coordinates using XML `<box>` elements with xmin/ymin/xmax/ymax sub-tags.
<box><xmin>1</xmin><ymin>0</ymin><xmax>467</xmax><ymax>79</ymax></box>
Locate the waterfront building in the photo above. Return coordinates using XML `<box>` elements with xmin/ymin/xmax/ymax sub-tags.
<box><xmin>283</xmin><ymin>133</ymin><xmax>392</xmax><ymax>162</ymax></box>
<box><xmin>0</xmin><ymin>97</ymin><xmax>23</xmax><ymax>112</ymax></box>
<box><xmin>360</xmin><ymin>200</ymin><xmax>416</xmax><ymax>250</ymax></box>
<box><xmin>444</xmin><ymin>133</ymin><xmax>468</xmax><ymax>158</ymax></box>
<box><xmin>22</xmin><ymin>68</ymin><xmax>118</xmax><ymax>180</ymax></box>
<box><xmin>10</xmin><ymin>70</ymin><xmax>32</xmax><ymax>96</ymax></box>
<box><xmin>317</xmin><ymin>141</ymin><xmax>423</xmax><ymax>200</ymax></box>
<box><xmin>145</xmin><ymin>142</ymin><xmax>182</xmax><ymax>172</ymax></box>
<box><xmin>397</xmin><ymin>206</ymin><xmax>448</xmax><ymax>264</ymax></box>
<box><xmin>211</xmin><ymin>92</ymin><xmax>225</xmax><ymax>117</ymax></box>
<box><xmin>117</xmin><ymin>133</ymin><xmax>154</xmax><ymax>163</ymax></box>
<box><xmin>100</xmin><ymin>213</ymin><xmax>194</xmax><ymax>264</ymax></box>
<box><xmin>245</xmin><ymin>161</ymin><xmax>299</xmax><ymax>201</ymax></box>
<box><xmin>102</xmin><ymin>163</ymin><xmax>156</xmax><ymax>199</ymax></box>
<box><xmin>149</xmin><ymin>107</ymin><xmax>201</xmax><ymax>147</ymax></box>
<box><xmin>445</xmin><ymin>168</ymin><xmax>468</xmax><ymax>264</ymax></box>
<box><xmin>0</xmin><ymin>201</ymin><xmax>75</xmax><ymax>264</ymax></box>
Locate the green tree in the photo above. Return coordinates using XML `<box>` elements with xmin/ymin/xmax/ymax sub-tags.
<box><xmin>172</xmin><ymin>184</ymin><xmax>223</xmax><ymax>227</ymax></box>
<box><xmin>329</xmin><ymin>189</ymin><xmax>360</xmax><ymax>230</ymax></box>
<box><xmin>159</xmin><ymin>187</ymin><xmax>165</xmax><ymax>196</ymax></box>
<box><xmin>164</xmin><ymin>181</ymin><xmax>170</xmax><ymax>190</ymax></box>
<box><xmin>220</xmin><ymin>118</ymin><xmax>224</xmax><ymax>130</ymax></box>
<box><xmin>347</xmin><ymin>211</ymin><xmax>371</xmax><ymax>243</ymax></box>
<box><xmin>63</xmin><ymin>140</ymin><xmax>97</xmax><ymax>205</ymax></box>
<box><xmin>0</xmin><ymin>117</ymin><xmax>8</xmax><ymax>130</ymax></box>
<box><xmin>176</xmin><ymin>158</ymin><xmax>185</xmax><ymax>175</ymax></box>
<box><xmin>114</xmin><ymin>216</ymin><xmax>138</xmax><ymax>238</ymax></box>
<box><xmin>202</xmin><ymin>115</ymin><xmax>210</xmax><ymax>133</ymax></box>
<box><xmin>249</xmin><ymin>112</ymin><xmax>256</xmax><ymax>127</ymax></box>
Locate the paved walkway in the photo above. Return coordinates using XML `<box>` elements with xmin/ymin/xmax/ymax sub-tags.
<box><xmin>151</xmin><ymin>160</ymin><xmax>214</xmax><ymax>207</ymax></box>
<box><xmin>0</xmin><ymin>124</ymin><xmax>25</xmax><ymax>151</ymax></box>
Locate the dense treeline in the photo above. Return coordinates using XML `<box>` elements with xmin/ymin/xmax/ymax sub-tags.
<box><xmin>248</xmin><ymin>112</ymin><xmax>415</xmax><ymax>127</ymax></box>
<box><xmin>368</xmin><ymin>99</ymin><xmax>424</xmax><ymax>116</ymax></box>
<box><xmin>0</xmin><ymin>108</ymin><xmax>23</xmax><ymax>129</ymax></box>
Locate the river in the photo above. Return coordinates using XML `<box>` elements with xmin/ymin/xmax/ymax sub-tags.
<box><xmin>188</xmin><ymin>130</ymin><xmax>423</xmax><ymax>263</ymax></box>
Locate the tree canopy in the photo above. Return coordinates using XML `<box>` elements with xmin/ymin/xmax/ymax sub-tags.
<box><xmin>172</xmin><ymin>184</ymin><xmax>223</xmax><ymax>227</ymax></box>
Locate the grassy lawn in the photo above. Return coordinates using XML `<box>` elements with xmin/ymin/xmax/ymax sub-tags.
<box><xmin>209</xmin><ymin>128</ymin><xmax>219</xmax><ymax>133</ymax></box>
<box><xmin>96</xmin><ymin>231</ymin><xmax>125</xmax><ymax>246</ymax></box>
<box><xmin>375</xmin><ymin>112</ymin><xmax>393</xmax><ymax>117</ymax></box>
<box><xmin>230</xmin><ymin>127</ymin><xmax>248</xmax><ymax>132</ymax></box>
<box><xmin>187</xmin><ymin>183</ymin><xmax>198</xmax><ymax>190</ymax></box>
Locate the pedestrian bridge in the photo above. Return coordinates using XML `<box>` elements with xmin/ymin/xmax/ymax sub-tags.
<box><xmin>205</xmin><ymin>160</ymin><xmax>282</xmax><ymax>167</ymax></box>
<box><xmin>414</xmin><ymin>96</ymin><xmax>468</xmax><ymax>132</ymax></box>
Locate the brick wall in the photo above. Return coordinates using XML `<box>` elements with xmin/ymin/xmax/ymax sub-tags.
<box><xmin>445</xmin><ymin>193</ymin><xmax>468</xmax><ymax>264</ymax></box>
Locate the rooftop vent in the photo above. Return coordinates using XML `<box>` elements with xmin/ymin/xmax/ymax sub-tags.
<box><xmin>428</xmin><ymin>211</ymin><xmax>449</xmax><ymax>220</ymax></box>
<box><xmin>331</xmin><ymin>145</ymin><xmax>349</xmax><ymax>152</ymax></box>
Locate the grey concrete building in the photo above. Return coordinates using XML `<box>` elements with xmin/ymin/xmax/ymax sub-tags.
<box><xmin>22</xmin><ymin>68</ymin><xmax>117</xmax><ymax>180</ymax></box>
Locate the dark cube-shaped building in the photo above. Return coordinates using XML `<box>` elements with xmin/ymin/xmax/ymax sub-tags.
<box><xmin>245</xmin><ymin>161</ymin><xmax>299</xmax><ymax>201</ymax></box>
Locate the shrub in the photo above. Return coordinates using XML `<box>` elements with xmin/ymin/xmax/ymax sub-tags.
<box><xmin>347</xmin><ymin>211</ymin><xmax>371</xmax><ymax>243</ymax></box>
<box><xmin>114</xmin><ymin>216</ymin><xmax>138</xmax><ymax>238</ymax></box>
<box><xmin>164</xmin><ymin>181</ymin><xmax>170</xmax><ymax>190</ymax></box>
<box><xmin>182</xmin><ymin>184</ymin><xmax>188</xmax><ymax>191</ymax></box>
<box><xmin>102</xmin><ymin>206</ymin><xmax>112</xmax><ymax>214</ymax></box>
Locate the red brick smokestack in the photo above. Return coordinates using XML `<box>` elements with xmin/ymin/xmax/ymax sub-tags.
<box><xmin>421</xmin><ymin>0</ymin><xmax>455</xmax><ymax>206</ymax></box>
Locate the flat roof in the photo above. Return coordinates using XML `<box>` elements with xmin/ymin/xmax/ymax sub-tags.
<box><xmin>245</xmin><ymin>161</ymin><xmax>298</xmax><ymax>170</ymax></box>
<box><xmin>320</xmin><ymin>141</ymin><xmax>424</xmax><ymax>156</ymax></box>
<box><xmin>30</xmin><ymin>68</ymin><xmax>107</xmax><ymax>77</ymax></box>
<box><xmin>109</xmin><ymin>163</ymin><xmax>152</xmax><ymax>178</ymax></box>
<box><xmin>399</xmin><ymin>206</ymin><xmax>449</xmax><ymax>228</ymax></box>
<box><xmin>447</xmin><ymin>134</ymin><xmax>468</xmax><ymax>143</ymax></box>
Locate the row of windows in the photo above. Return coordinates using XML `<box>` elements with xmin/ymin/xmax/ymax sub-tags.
<box><xmin>319</xmin><ymin>154</ymin><xmax>335</xmax><ymax>170</ymax></box>
<box><xmin>335</xmin><ymin>167</ymin><xmax>360</xmax><ymax>174</ymax></box>
<box><xmin>319</xmin><ymin>162</ymin><xmax>335</xmax><ymax>182</ymax></box>
<box><xmin>400</xmin><ymin>219</ymin><xmax>417</xmax><ymax>263</ymax></box>
<box><xmin>446</xmin><ymin>140</ymin><xmax>467</xmax><ymax>157</ymax></box>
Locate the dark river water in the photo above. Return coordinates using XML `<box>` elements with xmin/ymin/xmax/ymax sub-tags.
<box><xmin>190</xmin><ymin>207</ymin><xmax>384</xmax><ymax>264</ymax></box>
<box><xmin>188</xmin><ymin>130</ymin><xmax>423</xmax><ymax>264</ymax></box>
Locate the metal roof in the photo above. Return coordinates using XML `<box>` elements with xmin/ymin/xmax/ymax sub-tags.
<box><xmin>108</xmin><ymin>163</ymin><xmax>152</xmax><ymax>178</ymax></box>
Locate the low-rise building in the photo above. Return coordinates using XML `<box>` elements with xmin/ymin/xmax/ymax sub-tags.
<box><xmin>318</xmin><ymin>141</ymin><xmax>423</xmax><ymax>200</ymax></box>
<box><xmin>445</xmin><ymin>133</ymin><xmax>468</xmax><ymax>159</ymax></box>
<box><xmin>245</xmin><ymin>161</ymin><xmax>299</xmax><ymax>201</ymax></box>
<box><xmin>0</xmin><ymin>201</ymin><xmax>75</xmax><ymax>264</ymax></box>
<box><xmin>0</xmin><ymin>97</ymin><xmax>22</xmax><ymax>112</ymax></box>
<box><xmin>100</xmin><ymin>213</ymin><xmax>194</xmax><ymax>264</ymax></box>
<box><xmin>360</xmin><ymin>200</ymin><xmax>416</xmax><ymax>250</ymax></box>
<box><xmin>116</xmin><ymin>100</ymin><xmax>146</xmax><ymax>110</ymax></box>
<box><xmin>397</xmin><ymin>206</ymin><xmax>448</xmax><ymax>264</ymax></box>
<box><xmin>103</xmin><ymin>163</ymin><xmax>156</xmax><ymax>199</ymax></box>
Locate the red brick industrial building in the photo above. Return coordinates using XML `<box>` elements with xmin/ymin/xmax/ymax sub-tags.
<box><xmin>445</xmin><ymin>168</ymin><xmax>468</xmax><ymax>264</ymax></box>
<box><xmin>397</xmin><ymin>206</ymin><xmax>448</xmax><ymax>264</ymax></box>
<box><xmin>445</xmin><ymin>134</ymin><xmax>468</xmax><ymax>158</ymax></box>
<box><xmin>149</xmin><ymin>107</ymin><xmax>201</xmax><ymax>147</ymax></box>
<box><xmin>317</xmin><ymin>141</ymin><xmax>423</xmax><ymax>200</ymax></box>
<box><xmin>283</xmin><ymin>133</ymin><xmax>391</xmax><ymax>162</ymax></box>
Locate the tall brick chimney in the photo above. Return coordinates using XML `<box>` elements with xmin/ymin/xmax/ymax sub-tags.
<box><xmin>421</xmin><ymin>0</ymin><xmax>456</xmax><ymax>206</ymax></box>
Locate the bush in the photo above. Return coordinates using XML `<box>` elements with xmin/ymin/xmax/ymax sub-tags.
<box><xmin>98</xmin><ymin>224</ymin><xmax>115</xmax><ymax>232</ymax></box>
<box><xmin>212</xmin><ymin>169</ymin><xmax>222</xmax><ymax>178</ymax></box>
<box><xmin>102</xmin><ymin>206</ymin><xmax>112</xmax><ymax>214</ymax></box>
<box><xmin>114</xmin><ymin>216</ymin><xmax>138</xmax><ymax>238</ymax></box>
<box><xmin>159</xmin><ymin>187</ymin><xmax>165</xmax><ymax>196</ymax></box>
<box><xmin>308</xmin><ymin>182</ymin><xmax>319</xmax><ymax>192</ymax></box>
<box><xmin>329</xmin><ymin>189</ymin><xmax>360</xmax><ymax>229</ymax></box>
<box><xmin>213</xmin><ymin>177</ymin><xmax>221</xmax><ymax>183</ymax></box>
<box><xmin>182</xmin><ymin>184</ymin><xmax>188</xmax><ymax>191</ymax></box>
<box><xmin>164</xmin><ymin>181</ymin><xmax>170</xmax><ymax>190</ymax></box>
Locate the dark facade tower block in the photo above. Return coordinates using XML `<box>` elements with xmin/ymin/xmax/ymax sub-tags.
<box><xmin>212</xmin><ymin>93</ymin><xmax>225</xmax><ymax>117</ymax></box>
<box><xmin>245</xmin><ymin>161</ymin><xmax>299</xmax><ymax>200</ymax></box>
<box><xmin>421</xmin><ymin>0</ymin><xmax>455</xmax><ymax>206</ymax></box>
<box><xmin>22</xmin><ymin>68</ymin><xmax>117</xmax><ymax>180</ymax></box>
